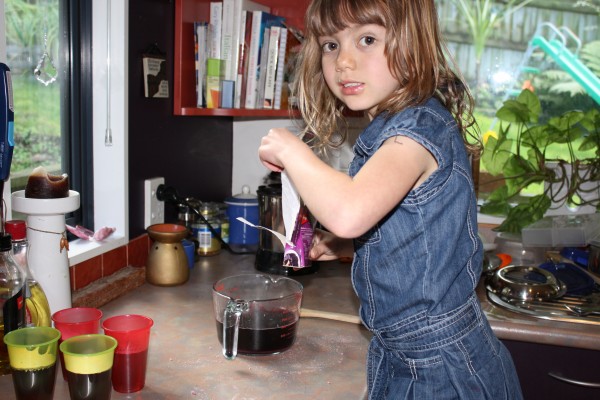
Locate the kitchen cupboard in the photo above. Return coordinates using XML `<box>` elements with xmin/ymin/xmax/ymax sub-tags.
<box><xmin>174</xmin><ymin>0</ymin><xmax>310</xmax><ymax>117</ymax></box>
<box><xmin>503</xmin><ymin>340</ymin><xmax>600</xmax><ymax>400</ymax></box>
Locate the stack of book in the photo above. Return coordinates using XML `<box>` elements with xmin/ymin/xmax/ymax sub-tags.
<box><xmin>194</xmin><ymin>0</ymin><xmax>299</xmax><ymax>110</ymax></box>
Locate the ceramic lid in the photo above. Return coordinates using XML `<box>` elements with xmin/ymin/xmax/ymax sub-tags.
<box><xmin>225</xmin><ymin>185</ymin><xmax>258</xmax><ymax>206</ymax></box>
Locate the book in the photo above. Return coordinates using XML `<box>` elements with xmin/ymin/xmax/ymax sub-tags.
<box><xmin>220</xmin><ymin>80</ymin><xmax>235</xmax><ymax>108</ymax></box>
<box><xmin>231</xmin><ymin>0</ymin><xmax>270</xmax><ymax>107</ymax></box>
<box><xmin>194</xmin><ymin>22</ymin><xmax>208</xmax><ymax>107</ymax></box>
<box><xmin>209</xmin><ymin>2</ymin><xmax>222</xmax><ymax>59</ymax></box>
<box><xmin>237</xmin><ymin>11</ymin><xmax>253</xmax><ymax>108</ymax></box>
<box><xmin>256</xmin><ymin>27</ymin><xmax>271</xmax><ymax>108</ymax></box>
<box><xmin>262</xmin><ymin>25</ymin><xmax>281</xmax><ymax>109</ymax></box>
<box><xmin>206</xmin><ymin>58</ymin><xmax>225</xmax><ymax>108</ymax></box>
<box><xmin>273</xmin><ymin>27</ymin><xmax>288</xmax><ymax>110</ymax></box>
<box><xmin>221</xmin><ymin>0</ymin><xmax>235</xmax><ymax>80</ymax></box>
<box><xmin>244</xmin><ymin>11</ymin><xmax>285</xmax><ymax>109</ymax></box>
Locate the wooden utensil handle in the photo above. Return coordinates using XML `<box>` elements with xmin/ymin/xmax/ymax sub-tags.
<box><xmin>300</xmin><ymin>308</ymin><xmax>362</xmax><ymax>325</ymax></box>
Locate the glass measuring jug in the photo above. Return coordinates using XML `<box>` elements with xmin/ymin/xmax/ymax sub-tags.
<box><xmin>212</xmin><ymin>274</ymin><xmax>303</xmax><ymax>360</ymax></box>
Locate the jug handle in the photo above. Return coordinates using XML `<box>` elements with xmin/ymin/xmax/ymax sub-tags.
<box><xmin>223</xmin><ymin>299</ymin><xmax>249</xmax><ymax>360</ymax></box>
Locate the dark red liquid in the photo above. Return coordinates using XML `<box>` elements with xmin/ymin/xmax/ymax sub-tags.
<box><xmin>216</xmin><ymin>318</ymin><xmax>298</xmax><ymax>355</ymax></box>
<box><xmin>111</xmin><ymin>350</ymin><xmax>148</xmax><ymax>393</ymax></box>
<box><xmin>11</xmin><ymin>363</ymin><xmax>57</xmax><ymax>400</ymax></box>
<box><xmin>66</xmin><ymin>369</ymin><xmax>112</xmax><ymax>400</ymax></box>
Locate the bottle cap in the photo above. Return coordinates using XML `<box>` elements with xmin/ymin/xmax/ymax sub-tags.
<box><xmin>5</xmin><ymin>220</ymin><xmax>26</xmax><ymax>240</ymax></box>
<box><xmin>0</xmin><ymin>233</ymin><xmax>13</xmax><ymax>251</ymax></box>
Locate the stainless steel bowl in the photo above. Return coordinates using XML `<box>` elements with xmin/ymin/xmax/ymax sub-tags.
<box><xmin>486</xmin><ymin>265</ymin><xmax>566</xmax><ymax>301</ymax></box>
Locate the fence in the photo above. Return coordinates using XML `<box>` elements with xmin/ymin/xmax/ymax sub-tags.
<box><xmin>436</xmin><ymin>0</ymin><xmax>599</xmax><ymax>86</ymax></box>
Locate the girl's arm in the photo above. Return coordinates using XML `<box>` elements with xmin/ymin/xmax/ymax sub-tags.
<box><xmin>259</xmin><ymin>127</ymin><xmax>437</xmax><ymax>239</ymax></box>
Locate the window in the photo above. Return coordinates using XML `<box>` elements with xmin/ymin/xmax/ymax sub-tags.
<box><xmin>2</xmin><ymin>0</ymin><xmax>128</xmax><ymax>263</ymax></box>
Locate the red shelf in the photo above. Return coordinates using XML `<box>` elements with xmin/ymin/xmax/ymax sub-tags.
<box><xmin>173</xmin><ymin>0</ymin><xmax>310</xmax><ymax>117</ymax></box>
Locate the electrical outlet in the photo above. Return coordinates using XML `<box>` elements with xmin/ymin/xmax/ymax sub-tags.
<box><xmin>144</xmin><ymin>177</ymin><xmax>165</xmax><ymax>228</ymax></box>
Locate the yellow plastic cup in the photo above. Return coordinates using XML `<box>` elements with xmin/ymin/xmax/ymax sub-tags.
<box><xmin>3</xmin><ymin>327</ymin><xmax>61</xmax><ymax>400</ymax></box>
<box><xmin>60</xmin><ymin>334</ymin><xmax>117</xmax><ymax>400</ymax></box>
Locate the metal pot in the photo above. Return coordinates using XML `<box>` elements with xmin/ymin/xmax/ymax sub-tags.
<box><xmin>486</xmin><ymin>265</ymin><xmax>566</xmax><ymax>301</ymax></box>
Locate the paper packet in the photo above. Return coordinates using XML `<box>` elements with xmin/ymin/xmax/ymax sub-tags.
<box><xmin>237</xmin><ymin>171</ymin><xmax>314</xmax><ymax>268</ymax></box>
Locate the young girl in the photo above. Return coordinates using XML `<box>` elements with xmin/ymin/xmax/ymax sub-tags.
<box><xmin>259</xmin><ymin>0</ymin><xmax>523</xmax><ymax>398</ymax></box>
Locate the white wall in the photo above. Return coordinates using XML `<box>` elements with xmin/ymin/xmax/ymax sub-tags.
<box><xmin>231</xmin><ymin>117</ymin><xmax>366</xmax><ymax>196</ymax></box>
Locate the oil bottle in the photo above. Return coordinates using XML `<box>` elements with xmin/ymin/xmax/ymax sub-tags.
<box><xmin>5</xmin><ymin>220</ymin><xmax>51</xmax><ymax>328</ymax></box>
<box><xmin>0</xmin><ymin>232</ymin><xmax>26</xmax><ymax>375</ymax></box>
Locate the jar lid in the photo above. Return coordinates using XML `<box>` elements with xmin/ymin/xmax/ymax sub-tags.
<box><xmin>225</xmin><ymin>185</ymin><xmax>258</xmax><ymax>206</ymax></box>
<box><xmin>5</xmin><ymin>220</ymin><xmax>26</xmax><ymax>240</ymax></box>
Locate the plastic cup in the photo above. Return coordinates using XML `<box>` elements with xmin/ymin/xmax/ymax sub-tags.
<box><xmin>3</xmin><ymin>327</ymin><xmax>61</xmax><ymax>400</ymax></box>
<box><xmin>52</xmin><ymin>307</ymin><xmax>103</xmax><ymax>380</ymax></box>
<box><xmin>182</xmin><ymin>239</ymin><xmax>195</xmax><ymax>269</ymax></box>
<box><xmin>102</xmin><ymin>314</ymin><xmax>154</xmax><ymax>393</ymax></box>
<box><xmin>60</xmin><ymin>334</ymin><xmax>117</xmax><ymax>400</ymax></box>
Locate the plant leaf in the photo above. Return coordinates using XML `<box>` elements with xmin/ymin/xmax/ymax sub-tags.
<box><xmin>482</xmin><ymin>135</ymin><xmax>514</xmax><ymax>176</ymax></box>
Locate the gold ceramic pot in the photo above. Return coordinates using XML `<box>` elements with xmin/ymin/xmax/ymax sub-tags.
<box><xmin>146</xmin><ymin>223</ymin><xmax>190</xmax><ymax>286</ymax></box>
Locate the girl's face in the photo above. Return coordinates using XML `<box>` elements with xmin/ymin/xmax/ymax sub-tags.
<box><xmin>319</xmin><ymin>24</ymin><xmax>399</xmax><ymax>118</ymax></box>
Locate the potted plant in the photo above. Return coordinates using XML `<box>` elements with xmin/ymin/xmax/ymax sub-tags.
<box><xmin>480</xmin><ymin>88</ymin><xmax>600</xmax><ymax>233</ymax></box>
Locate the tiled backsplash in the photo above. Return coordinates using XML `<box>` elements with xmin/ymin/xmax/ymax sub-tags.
<box><xmin>69</xmin><ymin>233</ymin><xmax>150</xmax><ymax>291</ymax></box>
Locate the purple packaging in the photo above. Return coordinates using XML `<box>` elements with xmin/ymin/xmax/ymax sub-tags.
<box><xmin>283</xmin><ymin>205</ymin><xmax>313</xmax><ymax>268</ymax></box>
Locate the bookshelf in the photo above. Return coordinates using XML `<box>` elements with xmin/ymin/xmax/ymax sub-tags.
<box><xmin>174</xmin><ymin>0</ymin><xmax>310</xmax><ymax>117</ymax></box>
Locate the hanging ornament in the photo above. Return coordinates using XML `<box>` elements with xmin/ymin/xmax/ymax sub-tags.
<box><xmin>34</xmin><ymin>27</ymin><xmax>57</xmax><ymax>86</ymax></box>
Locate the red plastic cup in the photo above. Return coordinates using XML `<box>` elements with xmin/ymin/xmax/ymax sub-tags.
<box><xmin>102</xmin><ymin>314</ymin><xmax>154</xmax><ymax>393</ymax></box>
<box><xmin>51</xmin><ymin>307</ymin><xmax>103</xmax><ymax>380</ymax></box>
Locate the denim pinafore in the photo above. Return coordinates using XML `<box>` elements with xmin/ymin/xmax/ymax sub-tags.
<box><xmin>348</xmin><ymin>98</ymin><xmax>522</xmax><ymax>399</ymax></box>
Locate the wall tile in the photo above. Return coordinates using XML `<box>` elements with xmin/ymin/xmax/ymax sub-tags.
<box><xmin>72</xmin><ymin>257</ymin><xmax>102</xmax><ymax>291</ymax></box>
<box><xmin>128</xmin><ymin>234</ymin><xmax>150</xmax><ymax>267</ymax></box>
<box><xmin>102</xmin><ymin>245</ymin><xmax>127</xmax><ymax>276</ymax></box>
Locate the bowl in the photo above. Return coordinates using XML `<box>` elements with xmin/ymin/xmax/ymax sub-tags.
<box><xmin>486</xmin><ymin>265</ymin><xmax>567</xmax><ymax>301</ymax></box>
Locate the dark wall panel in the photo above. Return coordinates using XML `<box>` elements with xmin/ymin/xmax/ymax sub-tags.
<box><xmin>128</xmin><ymin>0</ymin><xmax>233</xmax><ymax>237</ymax></box>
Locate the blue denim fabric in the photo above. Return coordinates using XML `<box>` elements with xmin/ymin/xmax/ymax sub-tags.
<box><xmin>348</xmin><ymin>98</ymin><xmax>523</xmax><ymax>399</ymax></box>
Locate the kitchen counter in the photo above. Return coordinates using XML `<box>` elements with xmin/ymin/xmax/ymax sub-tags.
<box><xmin>2</xmin><ymin>251</ymin><xmax>600</xmax><ymax>399</ymax></box>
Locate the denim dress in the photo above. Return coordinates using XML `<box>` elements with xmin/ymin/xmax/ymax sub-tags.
<box><xmin>348</xmin><ymin>98</ymin><xmax>523</xmax><ymax>400</ymax></box>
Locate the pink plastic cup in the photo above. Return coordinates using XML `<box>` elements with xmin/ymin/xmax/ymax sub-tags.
<box><xmin>51</xmin><ymin>307</ymin><xmax>103</xmax><ymax>380</ymax></box>
<box><xmin>102</xmin><ymin>314</ymin><xmax>154</xmax><ymax>393</ymax></box>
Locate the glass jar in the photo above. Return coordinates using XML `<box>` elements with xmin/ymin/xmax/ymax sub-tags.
<box><xmin>191</xmin><ymin>202</ymin><xmax>221</xmax><ymax>256</ymax></box>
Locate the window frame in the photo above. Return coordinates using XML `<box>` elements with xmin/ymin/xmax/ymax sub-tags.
<box><xmin>0</xmin><ymin>0</ymin><xmax>129</xmax><ymax>264</ymax></box>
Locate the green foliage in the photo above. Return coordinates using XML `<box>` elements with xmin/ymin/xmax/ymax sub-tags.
<box><xmin>481</xmin><ymin>89</ymin><xmax>600</xmax><ymax>233</ymax></box>
<box><xmin>447</xmin><ymin>0</ymin><xmax>535</xmax><ymax>85</ymax></box>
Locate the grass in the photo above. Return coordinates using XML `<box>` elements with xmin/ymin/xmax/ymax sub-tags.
<box><xmin>10</xmin><ymin>74</ymin><xmax>61</xmax><ymax>175</ymax></box>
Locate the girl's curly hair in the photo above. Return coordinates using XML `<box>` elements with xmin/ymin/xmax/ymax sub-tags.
<box><xmin>292</xmin><ymin>0</ymin><xmax>481</xmax><ymax>157</ymax></box>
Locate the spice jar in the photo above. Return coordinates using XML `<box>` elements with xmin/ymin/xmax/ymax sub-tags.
<box><xmin>191</xmin><ymin>202</ymin><xmax>222</xmax><ymax>256</ymax></box>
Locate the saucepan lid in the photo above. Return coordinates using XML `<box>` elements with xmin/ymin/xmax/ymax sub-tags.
<box><xmin>486</xmin><ymin>265</ymin><xmax>566</xmax><ymax>301</ymax></box>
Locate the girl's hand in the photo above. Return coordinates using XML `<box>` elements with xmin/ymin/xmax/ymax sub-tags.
<box><xmin>258</xmin><ymin>128</ymin><xmax>303</xmax><ymax>172</ymax></box>
<box><xmin>310</xmin><ymin>229</ymin><xmax>353</xmax><ymax>261</ymax></box>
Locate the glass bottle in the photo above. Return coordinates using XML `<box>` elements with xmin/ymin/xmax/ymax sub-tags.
<box><xmin>5</xmin><ymin>220</ymin><xmax>51</xmax><ymax>328</ymax></box>
<box><xmin>0</xmin><ymin>232</ymin><xmax>26</xmax><ymax>375</ymax></box>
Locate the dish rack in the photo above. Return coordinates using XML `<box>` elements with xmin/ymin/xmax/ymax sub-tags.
<box><xmin>487</xmin><ymin>291</ymin><xmax>600</xmax><ymax>326</ymax></box>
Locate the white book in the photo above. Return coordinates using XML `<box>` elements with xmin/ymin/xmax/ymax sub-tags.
<box><xmin>273</xmin><ymin>27</ymin><xmax>288</xmax><ymax>110</ymax></box>
<box><xmin>221</xmin><ymin>0</ymin><xmax>235</xmax><ymax>80</ymax></box>
<box><xmin>195</xmin><ymin>22</ymin><xmax>208</xmax><ymax>107</ymax></box>
<box><xmin>262</xmin><ymin>26</ymin><xmax>281</xmax><ymax>109</ymax></box>
<box><xmin>209</xmin><ymin>2</ymin><xmax>222</xmax><ymax>59</ymax></box>
<box><xmin>231</xmin><ymin>0</ymin><xmax>270</xmax><ymax>104</ymax></box>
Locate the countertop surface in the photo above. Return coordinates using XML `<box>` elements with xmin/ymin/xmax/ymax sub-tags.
<box><xmin>2</xmin><ymin>251</ymin><xmax>600</xmax><ymax>399</ymax></box>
